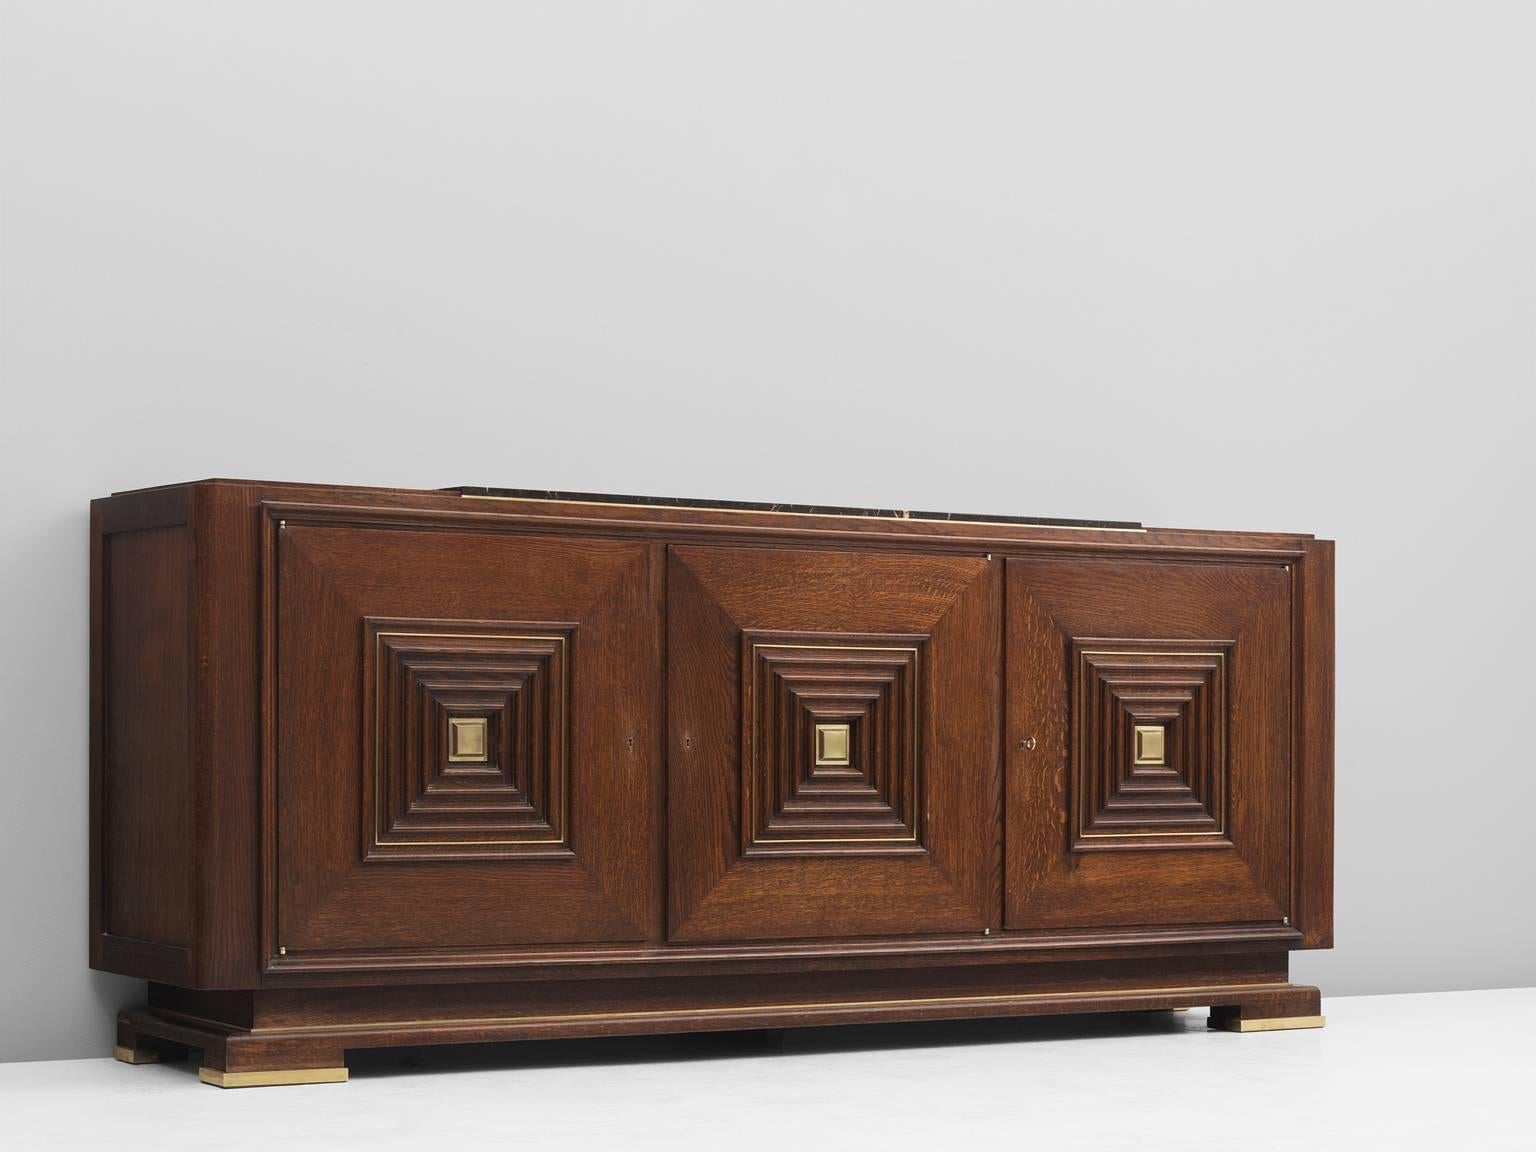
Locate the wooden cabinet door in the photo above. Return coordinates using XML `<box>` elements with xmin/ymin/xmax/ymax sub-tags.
<box><xmin>271</xmin><ymin>517</ymin><xmax>660</xmax><ymax>964</ymax></box>
<box><xmin>668</xmin><ymin>545</ymin><xmax>999</xmax><ymax>942</ymax></box>
<box><xmin>1005</xmin><ymin>556</ymin><xmax>1292</xmax><ymax>930</ymax></box>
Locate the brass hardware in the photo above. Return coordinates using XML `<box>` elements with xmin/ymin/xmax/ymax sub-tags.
<box><xmin>1133</xmin><ymin>724</ymin><xmax>1166</xmax><ymax>766</ymax></box>
<box><xmin>199</xmin><ymin>1066</ymin><xmax>349</xmax><ymax>1088</ymax></box>
<box><xmin>113</xmin><ymin>1045</ymin><xmax>161</xmax><ymax>1065</ymax></box>
<box><xmin>1218</xmin><ymin>1015</ymin><xmax>1326</xmax><ymax>1033</ymax></box>
<box><xmin>448</xmin><ymin>716</ymin><xmax>489</xmax><ymax>763</ymax></box>
<box><xmin>1020</xmin><ymin>736</ymin><xmax>1037</xmax><ymax>751</ymax></box>
<box><xmin>814</xmin><ymin>723</ymin><xmax>850</xmax><ymax>767</ymax></box>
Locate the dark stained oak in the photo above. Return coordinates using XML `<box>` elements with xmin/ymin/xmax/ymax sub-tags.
<box><xmin>1004</xmin><ymin>556</ymin><xmax>1292</xmax><ymax>930</ymax></box>
<box><xmin>667</xmin><ymin>545</ymin><xmax>1000</xmax><ymax>941</ymax></box>
<box><xmin>90</xmin><ymin>479</ymin><xmax>1334</xmax><ymax>1084</ymax></box>
<box><xmin>1294</xmin><ymin>539</ymin><xmax>1335</xmax><ymax>948</ymax></box>
<box><xmin>118</xmin><ymin>951</ymin><xmax>1313</xmax><ymax>1078</ymax></box>
<box><xmin>269</xmin><ymin>518</ymin><xmax>659</xmax><ymax>960</ymax></box>
<box><xmin>91</xmin><ymin>488</ymin><xmax>197</xmax><ymax>986</ymax></box>
<box><xmin>102</xmin><ymin>524</ymin><xmax>194</xmax><ymax>948</ymax></box>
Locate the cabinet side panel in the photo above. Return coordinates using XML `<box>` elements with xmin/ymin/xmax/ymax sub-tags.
<box><xmin>194</xmin><ymin>484</ymin><xmax>262</xmax><ymax>985</ymax></box>
<box><xmin>1295</xmin><ymin>539</ymin><xmax>1335</xmax><ymax>948</ymax></box>
<box><xmin>100</xmin><ymin>521</ymin><xmax>195</xmax><ymax>953</ymax></box>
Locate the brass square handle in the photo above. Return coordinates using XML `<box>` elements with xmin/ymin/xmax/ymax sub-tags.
<box><xmin>814</xmin><ymin>722</ymin><xmax>851</xmax><ymax>766</ymax></box>
<box><xmin>448</xmin><ymin>716</ymin><xmax>490</xmax><ymax>763</ymax></box>
<box><xmin>1133</xmin><ymin>724</ymin><xmax>1166</xmax><ymax>766</ymax></box>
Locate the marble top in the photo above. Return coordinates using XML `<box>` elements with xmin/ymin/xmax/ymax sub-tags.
<box><xmin>450</xmin><ymin>487</ymin><xmax>1140</xmax><ymax>530</ymax></box>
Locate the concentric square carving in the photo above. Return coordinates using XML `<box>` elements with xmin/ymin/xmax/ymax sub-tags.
<box><xmin>1071</xmin><ymin>639</ymin><xmax>1232</xmax><ymax>851</ymax></box>
<box><xmin>363</xmin><ymin>618</ymin><xmax>574</xmax><ymax>861</ymax></box>
<box><xmin>742</xmin><ymin>631</ymin><xmax>925</xmax><ymax>856</ymax></box>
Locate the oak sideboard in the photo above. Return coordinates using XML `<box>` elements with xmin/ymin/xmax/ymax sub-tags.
<box><xmin>92</xmin><ymin>479</ymin><xmax>1333</xmax><ymax>1087</ymax></box>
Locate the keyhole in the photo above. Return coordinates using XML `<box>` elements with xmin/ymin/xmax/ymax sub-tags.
<box><xmin>1020</xmin><ymin>736</ymin><xmax>1037</xmax><ymax>751</ymax></box>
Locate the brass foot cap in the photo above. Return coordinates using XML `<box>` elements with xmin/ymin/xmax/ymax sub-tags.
<box><xmin>199</xmin><ymin>1066</ymin><xmax>349</xmax><ymax>1088</ymax></box>
<box><xmin>112</xmin><ymin>1045</ymin><xmax>161</xmax><ymax>1065</ymax></box>
<box><xmin>1218</xmin><ymin>1014</ymin><xmax>1326</xmax><ymax>1033</ymax></box>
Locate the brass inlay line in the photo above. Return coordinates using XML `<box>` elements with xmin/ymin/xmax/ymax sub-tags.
<box><xmin>249</xmin><ymin>982</ymin><xmax>1294</xmax><ymax>1036</ymax></box>
<box><xmin>371</xmin><ymin>631</ymin><xmax>569</xmax><ymax>848</ymax></box>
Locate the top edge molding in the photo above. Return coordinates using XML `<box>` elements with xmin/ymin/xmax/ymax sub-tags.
<box><xmin>450</xmin><ymin>486</ymin><xmax>1143</xmax><ymax>531</ymax></box>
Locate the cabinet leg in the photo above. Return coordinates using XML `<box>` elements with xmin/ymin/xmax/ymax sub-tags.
<box><xmin>112</xmin><ymin>1046</ymin><xmax>163</xmax><ymax>1065</ymax></box>
<box><xmin>1209</xmin><ymin>985</ymin><xmax>1325</xmax><ymax>1033</ymax></box>
<box><xmin>114</xmin><ymin>1015</ymin><xmax>187</xmax><ymax>1066</ymax></box>
<box><xmin>198</xmin><ymin>1035</ymin><xmax>349</xmax><ymax>1089</ymax></box>
<box><xmin>116</xmin><ymin>1007</ymin><xmax>347</xmax><ymax>1087</ymax></box>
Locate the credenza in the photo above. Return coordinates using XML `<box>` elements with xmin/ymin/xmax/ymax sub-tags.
<box><xmin>92</xmin><ymin>479</ymin><xmax>1333</xmax><ymax>1087</ymax></box>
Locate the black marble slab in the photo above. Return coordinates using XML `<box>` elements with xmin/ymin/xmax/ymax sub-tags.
<box><xmin>449</xmin><ymin>487</ymin><xmax>1141</xmax><ymax>531</ymax></box>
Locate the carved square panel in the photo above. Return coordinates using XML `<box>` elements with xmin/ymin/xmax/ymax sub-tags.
<box><xmin>1071</xmin><ymin>639</ymin><xmax>1232</xmax><ymax>851</ymax></box>
<box><xmin>668</xmin><ymin>545</ymin><xmax>998</xmax><ymax>941</ymax></box>
<box><xmin>363</xmin><ymin>618</ymin><xmax>573</xmax><ymax>861</ymax></box>
<box><xmin>742</xmin><ymin>631</ymin><xmax>925</xmax><ymax>856</ymax></box>
<box><xmin>1006</xmin><ymin>556</ymin><xmax>1291</xmax><ymax>931</ymax></box>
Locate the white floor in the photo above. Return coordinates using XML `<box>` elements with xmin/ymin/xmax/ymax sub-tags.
<box><xmin>2</xmin><ymin>988</ymin><xmax>1530</xmax><ymax>1150</ymax></box>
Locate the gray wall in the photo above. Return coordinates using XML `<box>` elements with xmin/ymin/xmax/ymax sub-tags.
<box><xmin>2</xmin><ymin>2</ymin><xmax>1532</xmax><ymax>1063</ymax></box>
